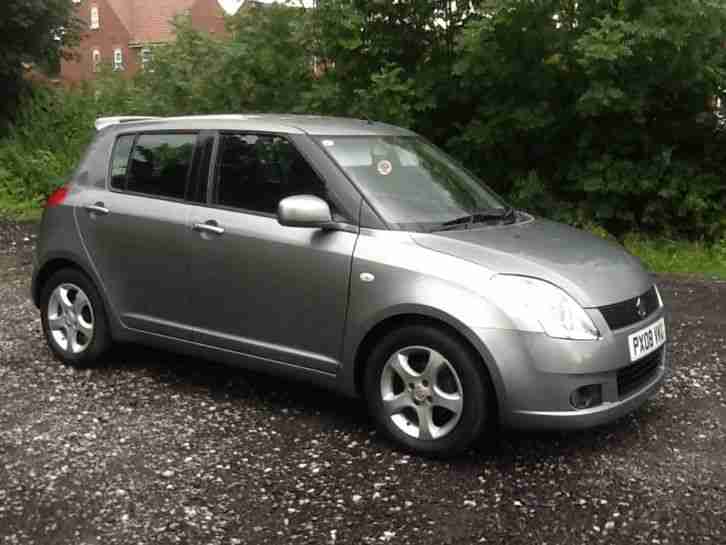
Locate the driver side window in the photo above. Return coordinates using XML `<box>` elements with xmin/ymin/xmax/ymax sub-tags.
<box><xmin>212</xmin><ymin>133</ymin><xmax>330</xmax><ymax>215</ymax></box>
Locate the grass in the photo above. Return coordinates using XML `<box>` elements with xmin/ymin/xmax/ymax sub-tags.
<box><xmin>0</xmin><ymin>197</ymin><xmax>44</xmax><ymax>222</ymax></box>
<box><xmin>623</xmin><ymin>236</ymin><xmax>726</xmax><ymax>280</ymax></box>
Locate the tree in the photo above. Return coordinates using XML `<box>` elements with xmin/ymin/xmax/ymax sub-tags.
<box><xmin>306</xmin><ymin>1</ymin><xmax>483</xmax><ymax>133</ymax></box>
<box><xmin>0</xmin><ymin>0</ymin><xmax>81</xmax><ymax>129</ymax></box>
<box><xmin>126</xmin><ymin>4</ymin><xmax>316</xmax><ymax>116</ymax></box>
<box><xmin>452</xmin><ymin>0</ymin><xmax>726</xmax><ymax>238</ymax></box>
<box><xmin>6</xmin><ymin>0</ymin><xmax>724</xmax><ymax>239</ymax></box>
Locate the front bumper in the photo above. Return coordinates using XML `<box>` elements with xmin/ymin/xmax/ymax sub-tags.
<box><xmin>474</xmin><ymin>307</ymin><xmax>669</xmax><ymax>431</ymax></box>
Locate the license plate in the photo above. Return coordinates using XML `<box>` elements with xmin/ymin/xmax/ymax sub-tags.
<box><xmin>628</xmin><ymin>318</ymin><xmax>666</xmax><ymax>361</ymax></box>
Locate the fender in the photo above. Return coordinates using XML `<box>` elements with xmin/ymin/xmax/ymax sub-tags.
<box><xmin>338</xmin><ymin>229</ymin><xmax>513</xmax><ymax>407</ymax></box>
<box><xmin>32</xmin><ymin>248</ymin><xmax>126</xmax><ymax>340</ymax></box>
<box><xmin>339</xmin><ymin>302</ymin><xmax>508</xmax><ymax>411</ymax></box>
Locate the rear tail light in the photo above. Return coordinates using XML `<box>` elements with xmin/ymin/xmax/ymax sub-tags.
<box><xmin>46</xmin><ymin>185</ymin><xmax>69</xmax><ymax>208</ymax></box>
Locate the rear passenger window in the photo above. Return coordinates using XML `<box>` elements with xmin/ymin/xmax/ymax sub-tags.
<box><xmin>112</xmin><ymin>133</ymin><xmax>197</xmax><ymax>199</ymax></box>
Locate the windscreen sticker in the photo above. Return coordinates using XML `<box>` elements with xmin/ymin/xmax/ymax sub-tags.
<box><xmin>377</xmin><ymin>159</ymin><xmax>393</xmax><ymax>176</ymax></box>
<box><xmin>321</xmin><ymin>139</ymin><xmax>335</xmax><ymax>147</ymax></box>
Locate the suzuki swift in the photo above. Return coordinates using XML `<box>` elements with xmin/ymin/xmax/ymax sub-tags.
<box><xmin>32</xmin><ymin>115</ymin><xmax>668</xmax><ymax>456</ymax></box>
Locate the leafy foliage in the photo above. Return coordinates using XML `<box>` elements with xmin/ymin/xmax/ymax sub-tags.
<box><xmin>120</xmin><ymin>6</ymin><xmax>316</xmax><ymax>116</ymax></box>
<box><xmin>0</xmin><ymin>86</ymin><xmax>101</xmax><ymax>206</ymax></box>
<box><xmin>2</xmin><ymin>0</ymin><xmax>726</xmax><ymax>241</ymax></box>
<box><xmin>0</xmin><ymin>0</ymin><xmax>82</xmax><ymax>129</ymax></box>
<box><xmin>452</xmin><ymin>0</ymin><xmax>726</xmax><ymax>240</ymax></box>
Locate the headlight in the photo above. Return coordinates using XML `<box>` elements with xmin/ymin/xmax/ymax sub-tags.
<box><xmin>488</xmin><ymin>275</ymin><xmax>600</xmax><ymax>340</ymax></box>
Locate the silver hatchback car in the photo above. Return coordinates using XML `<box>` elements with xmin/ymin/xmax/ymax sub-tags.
<box><xmin>33</xmin><ymin>115</ymin><xmax>668</xmax><ymax>456</ymax></box>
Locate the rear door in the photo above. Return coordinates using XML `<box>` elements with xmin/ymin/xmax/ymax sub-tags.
<box><xmin>75</xmin><ymin>131</ymin><xmax>205</xmax><ymax>339</ymax></box>
<box><xmin>185</xmin><ymin>132</ymin><xmax>359</xmax><ymax>373</ymax></box>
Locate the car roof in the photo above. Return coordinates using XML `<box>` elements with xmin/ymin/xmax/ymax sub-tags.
<box><xmin>101</xmin><ymin>114</ymin><xmax>416</xmax><ymax>137</ymax></box>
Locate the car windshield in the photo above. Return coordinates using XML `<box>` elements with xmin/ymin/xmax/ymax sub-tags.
<box><xmin>317</xmin><ymin>135</ymin><xmax>509</xmax><ymax>231</ymax></box>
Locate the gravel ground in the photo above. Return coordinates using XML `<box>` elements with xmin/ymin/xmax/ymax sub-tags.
<box><xmin>1</xmin><ymin>218</ymin><xmax>725</xmax><ymax>545</ymax></box>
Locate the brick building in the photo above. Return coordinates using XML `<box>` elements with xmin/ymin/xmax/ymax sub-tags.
<box><xmin>61</xmin><ymin>0</ymin><xmax>229</xmax><ymax>83</ymax></box>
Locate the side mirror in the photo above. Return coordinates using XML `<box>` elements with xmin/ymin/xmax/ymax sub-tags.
<box><xmin>277</xmin><ymin>195</ymin><xmax>332</xmax><ymax>228</ymax></box>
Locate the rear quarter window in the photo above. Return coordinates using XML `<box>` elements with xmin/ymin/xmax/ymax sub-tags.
<box><xmin>110</xmin><ymin>133</ymin><xmax>197</xmax><ymax>200</ymax></box>
<box><xmin>110</xmin><ymin>135</ymin><xmax>135</xmax><ymax>189</ymax></box>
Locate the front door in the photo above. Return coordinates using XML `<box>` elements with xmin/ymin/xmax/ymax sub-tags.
<box><xmin>186</xmin><ymin>133</ymin><xmax>358</xmax><ymax>373</ymax></box>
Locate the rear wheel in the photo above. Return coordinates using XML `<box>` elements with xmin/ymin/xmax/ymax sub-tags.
<box><xmin>364</xmin><ymin>324</ymin><xmax>493</xmax><ymax>457</ymax></box>
<box><xmin>40</xmin><ymin>268</ymin><xmax>111</xmax><ymax>367</ymax></box>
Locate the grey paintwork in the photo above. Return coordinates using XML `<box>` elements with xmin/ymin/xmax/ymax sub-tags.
<box><xmin>184</xmin><ymin>202</ymin><xmax>356</xmax><ymax>374</ymax></box>
<box><xmin>32</xmin><ymin>114</ymin><xmax>668</xmax><ymax>431</ymax></box>
<box><xmin>75</xmin><ymin>188</ymin><xmax>192</xmax><ymax>332</ymax></box>
<box><xmin>411</xmin><ymin>219</ymin><xmax>651</xmax><ymax>308</ymax></box>
<box><xmin>278</xmin><ymin>195</ymin><xmax>333</xmax><ymax>227</ymax></box>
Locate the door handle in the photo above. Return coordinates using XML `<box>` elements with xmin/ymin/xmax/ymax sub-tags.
<box><xmin>193</xmin><ymin>221</ymin><xmax>225</xmax><ymax>236</ymax></box>
<box><xmin>84</xmin><ymin>202</ymin><xmax>109</xmax><ymax>216</ymax></box>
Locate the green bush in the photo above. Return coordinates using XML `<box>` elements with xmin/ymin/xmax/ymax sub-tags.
<box><xmin>0</xmin><ymin>86</ymin><xmax>104</xmax><ymax>205</ymax></box>
<box><xmin>0</xmin><ymin>145</ymin><xmax>64</xmax><ymax>203</ymax></box>
<box><xmin>510</xmin><ymin>157</ymin><xmax>726</xmax><ymax>241</ymax></box>
<box><xmin>449</xmin><ymin>0</ymin><xmax>726</xmax><ymax>241</ymax></box>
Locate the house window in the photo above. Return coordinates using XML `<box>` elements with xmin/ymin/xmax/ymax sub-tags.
<box><xmin>113</xmin><ymin>48</ymin><xmax>124</xmax><ymax>71</ymax></box>
<box><xmin>92</xmin><ymin>49</ymin><xmax>101</xmax><ymax>72</ymax></box>
<box><xmin>90</xmin><ymin>5</ymin><xmax>99</xmax><ymax>29</ymax></box>
<box><xmin>140</xmin><ymin>48</ymin><xmax>153</xmax><ymax>71</ymax></box>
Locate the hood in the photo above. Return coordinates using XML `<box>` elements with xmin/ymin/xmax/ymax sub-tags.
<box><xmin>411</xmin><ymin>218</ymin><xmax>652</xmax><ymax>308</ymax></box>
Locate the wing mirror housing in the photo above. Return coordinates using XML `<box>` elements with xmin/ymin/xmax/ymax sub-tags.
<box><xmin>277</xmin><ymin>195</ymin><xmax>358</xmax><ymax>233</ymax></box>
<box><xmin>278</xmin><ymin>194</ymin><xmax>333</xmax><ymax>228</ymax></box>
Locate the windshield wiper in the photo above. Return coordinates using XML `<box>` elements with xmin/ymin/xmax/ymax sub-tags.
<box><xmin>435</xmin><ymin>207</ymin><xmax>516</xmax><ymax>231</ymax></box>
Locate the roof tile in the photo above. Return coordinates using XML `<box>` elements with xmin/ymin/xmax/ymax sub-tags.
<box><xmin>106</xmin><ymin>0</ymin><xmax>210</xmax><ymax>44</ymax></box>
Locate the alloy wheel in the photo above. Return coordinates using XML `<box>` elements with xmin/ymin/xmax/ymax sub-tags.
<box><xmin>380</xmin><ymin>345</ymin><xmax>464</xmax><ymax>441</ymax></box>
<box><xmin>47</xmin><ymin>283</ymin><xmax>95</xmax><ymax>355</ymax></box>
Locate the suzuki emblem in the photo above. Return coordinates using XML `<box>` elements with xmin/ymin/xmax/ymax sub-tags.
<box><xmin>635</xmin><ymin>297</ymin><xmax>647</xmax><ymax>319</ymax></box>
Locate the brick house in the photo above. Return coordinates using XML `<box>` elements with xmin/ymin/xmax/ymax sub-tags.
<box><xmin>61</xmin><ymin>0</ymin><xmax>229</xmax><ymax>83</ymax></box>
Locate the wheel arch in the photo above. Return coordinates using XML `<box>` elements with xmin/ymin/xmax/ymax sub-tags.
<box><xmin>33</xmin><ymin>256</ymin><xmax>93</xmax><ymax>307</ymax></box>
<box><xmin>350</xmin><ymin>311</ymin><xmax>505</xmax><ymax>418</ymax></box>
<box><xmin>32</xmin><ymin>254</ymin><xmax>121</xmax><ymax>339</ymax></box>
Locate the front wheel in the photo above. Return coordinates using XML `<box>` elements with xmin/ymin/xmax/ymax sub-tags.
<box><xmin>364</xmin><ymin>324</ymin><xmax>494</xmax><ymax>457</ymax></box>
<box><xmin>40</xmin><ymin>268</ymin><xmax>111</xmax><ymax>367</ymax></box>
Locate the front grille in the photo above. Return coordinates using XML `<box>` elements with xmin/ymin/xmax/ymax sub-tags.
<box><xmin>617</xmin><ymin>348</ymin><xmax>663</xmax><ymax>398</ymax></box>
<box><xmin>599</xmin><ymin>286</ymin><xmax>660</xmax><ymax>331</ymax></box>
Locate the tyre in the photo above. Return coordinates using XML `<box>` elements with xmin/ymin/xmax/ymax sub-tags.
<box><xmin>363</xmin><ymin>324</ymin><xmax>494</xmax><ymax>457</ymax></box>
<box><xmin>40</xmin><ymin>268</ymin><xmax>111</xmax><ymax>367</ymax></box>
